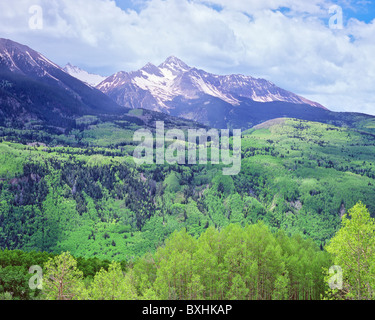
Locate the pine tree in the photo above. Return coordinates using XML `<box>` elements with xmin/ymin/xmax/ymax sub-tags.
<box><xmin>43</xmin><ymin>252</ymin><xmax>84</xmax><ymax>300</ymax></box>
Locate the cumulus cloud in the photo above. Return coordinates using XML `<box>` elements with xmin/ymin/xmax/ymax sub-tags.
<box><xmin>0</xmin><ymin>0</ymin><xmax>374</xmax><ymax>114</ymax></box>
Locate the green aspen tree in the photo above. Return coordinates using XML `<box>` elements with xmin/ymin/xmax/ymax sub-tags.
<box><xmin>87</xmin><ymin>262</ymin><xmax>138</xmax><ymax>300</ymax></box>
<box><xmin>326</xmin><ymin>202</ymin><xmax>375</xmax><ymax>300</ymax></box>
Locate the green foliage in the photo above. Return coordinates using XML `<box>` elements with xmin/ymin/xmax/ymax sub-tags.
<box><xmin>84</xmin><ymin>262</ymin><xmax>138</xmax><ymax>300</ymax></box>
<box><xmin>163</xmin><ymin>172</ymin><xmax>181</xmax><ymax>193</ymax></box>
<box><xmin>42</xmin><ymin>252</ymin><xmax>84</xmax><ymax>300</ymax></box>
<box><xmin>1</xmin><ymin>117</ymin><xmax>375</xmax><ymax>300</ymax></box>
<box><xmin>2</xmin><ymin>118</ymin><xmax>375</xmax><ymax>260</ymax></box>
<box><xmin>4</xmin><ymin>202</ymin><xmax>375</xmax><ymax>301</ymax></box>
<box><xmin>238</xmin><ymin>119</ymin><xmax>375</xmax><ymax>244</ymax></box>
<box><xmin>134</xmin><ymin>223</ymin><xmax>331</xmax><ymax>300</ymax></box>
<box><xmin>212</xmin><ymin>174</ymin><xmax>235</xmax><ymax>197</ymax></box>
<box><xmin>0</xmin><ymin>222</ymin><xmax>332</xmax><ymax>300</ymax></box>
<box><xmin>325</xmin><ymin>202</ymin><xmax>375</xmax><ymax>300</ymax></box>
<box><xmin>0</xmin><ymin>249</ymin><xmax>115</xmax><ymax>300</ymax></box>
<box><xmin>0</xmin><ymin>291</ymin><xmax>13</xmax><ymax>300</ymax></box>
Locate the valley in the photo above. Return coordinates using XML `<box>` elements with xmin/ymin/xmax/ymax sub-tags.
<box><xmin>1</xmin><ymin>118</ymin><xmax>374</xmax><ymax>261</ymax></box>
<box><xmin>0</xmin><ymin>38</ymin><xmax>375</xmax><ymax>301</ymax></box>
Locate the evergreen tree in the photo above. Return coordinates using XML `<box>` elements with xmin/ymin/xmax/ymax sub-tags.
<box><xmin>42</xmin><ymin>252</ymin><xmax>84</xmax><ymax>300</ymax></box>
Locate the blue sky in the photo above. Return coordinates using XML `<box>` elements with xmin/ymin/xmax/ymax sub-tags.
<box><xmin>0</xmin><ymin>0</ymin><xmax>374</xmax><ymax>114</ymax></box>
<box><xmin>114</xmin><ymin>0</ymin><xmax>375</xmax><ymax>22</ymax></box>
<box><xmin>343</xmin><ymin>1</ymin><xmax>375</xmax><ymax>23</ymax></box>
<box><xmin>115</xmin><ymin>0</ymin><xmax>148</xmax><ymax>12</ymax></box>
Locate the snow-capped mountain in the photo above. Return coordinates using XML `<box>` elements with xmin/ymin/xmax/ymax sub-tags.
<box><xmin>0</xmin><ymin>38</ymin><xmax>66</xmax><ymax>81</ymax></box>
<box><xmin>0</xmin><ymin>38</ymin><xmax>336</xmax><ymax>130</ymax></box>
<box><xmin>63</xmin><ymin>63</ymin><xmax>106</xmax><ymax>87</ymax></box>
<box><xmin>0</xmin><ymin>38</ymin><xmax>122</xmax><ymax>128</ymax></box>
<box><xmin>97</xmin><ymin>56</ymin><xmax>326</xmax><ymax>114</ymax></box>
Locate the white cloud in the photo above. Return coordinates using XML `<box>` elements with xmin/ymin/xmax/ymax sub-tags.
<box><xmin>0</xmin><ymin>0</ymin><xmax>374</xmax><ymax>114</ymax></box>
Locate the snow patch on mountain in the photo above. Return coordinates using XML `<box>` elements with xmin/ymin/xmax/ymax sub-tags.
<box><xmin>97</xmin><ymin>56</ymin><xmax>327</xmax><ymax>111</ymax></box>
<box><xmin>63</xmin><ymin>63</ymin><xmax>106</xmax><ymax>87</ymax></box>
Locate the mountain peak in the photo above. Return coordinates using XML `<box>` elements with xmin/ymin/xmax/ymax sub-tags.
<box><xmin>98</xmin><ymin>54</ymin><xmax>328</xmax><ymax>117</ymax></box>
<box><xmin>0</xmin><ymin>38</ymin><xmax>123</xmax><ymax>129</ymax></box>
<box><xmin>63</xmin><ymin>63</ymin><xmax>106</xmax><ymax>86</ymax></box>
<box><xmin>0</xmin><ymin>38</ymin><xmax>62</xmax><ymax>74</ymax></box>
<box><xmin>0</xmin><ymin>38</ymin><xmax>28</xmax><ymax>52</ymax></box>
<box><xmin>159</xmin><ymin>56</ymin><xmax>190</xmax><ymax>72</ymax></box>
<box><xmin>164</xmin><ymin>55</ymin><xmax>184</xmax><ymax>64</ymax></box>
<box><xmin>64</xmin><ymin>63</ymin><xmax>79</xmax><ymax>72</ymax></box>
<box><xmin>140</xmin><ymin>62</ymin><xmax>163</xmax><ymax>76</ymax></box>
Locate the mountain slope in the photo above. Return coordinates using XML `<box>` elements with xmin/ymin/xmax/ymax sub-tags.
<box><xmin>1</xmin><ymin>39</ymin><xmax>374</xmax><ymax>134</ymax></box>
<box><xmin>1</xmin><ymin>117</ymin><xmax>375</xmax><ymax>261</ymax></box>
<box><xmin>63</xmin><ymin>63</ymin><xmax>106</xmax><ymax>86</ymax></box>
<box><xmin>0</xmin><ymin>38</ymin><xmax>123</xmax><ymax>131</ymax></box>
<box><xmin>97</xmin><ymin>56</ymin><xmax>375</xmax><ymax>131</ymax></box>
<box><xmin>97</xmin><ymin>56</ymin><xmax>327</xmax><ymax>122</ymax></box>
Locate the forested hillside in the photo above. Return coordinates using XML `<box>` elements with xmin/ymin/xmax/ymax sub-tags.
<box><xmin>1</xmin><ymin>113</ymin><xmax>375</xmax><ymax>300</ymax></box>
<box><xmin>1</xmin><ymin>117</ymin><xmax>375</xmax><ymax>262</ymax></box>
<box><xmin>2</xmin><ymin>202</ymin><xmax>374</xmax><ymax>301</ymax></box>
<box><xmin>0</xmin><ymin>222</ymin><xmax>332</xmax><ymax>300</ymax></box>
